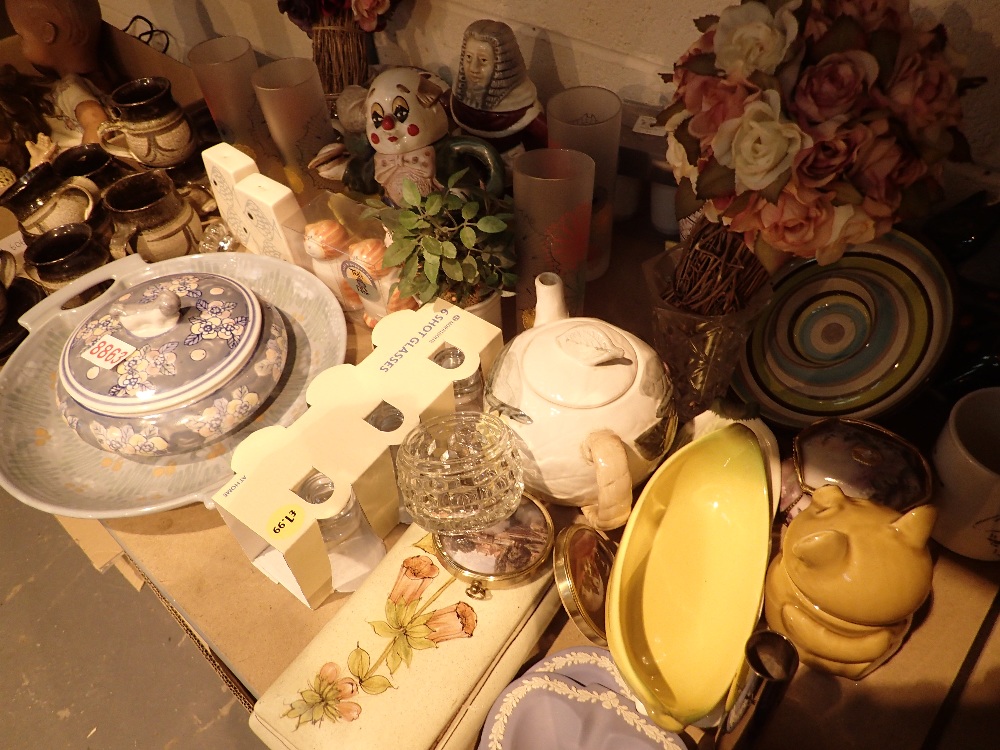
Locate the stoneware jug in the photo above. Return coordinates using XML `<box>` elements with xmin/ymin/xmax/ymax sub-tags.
<box><xmin>97</xmin><ymin>76</ymin><xmax>196</xmax><ymax>168</ymax></box>
<box><xmin>0</xmin><ymin>162</ymin><xmax>97</xmax><ymax>237</ymax></box>
<box><xmin>102</xmin><ymin>169</ymin><xmax>202</xmax><ymax>262</ymax></box>
<box><xmin>484</xmin><ymin>272</ymin><xmax>677</xmax><ymax>529</ymax></box>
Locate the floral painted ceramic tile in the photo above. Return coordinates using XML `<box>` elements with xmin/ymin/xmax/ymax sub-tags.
<box><xmin>251</xmin><ymin>523</ymin><xmax>556</xmax><ymax>750</ymax></box>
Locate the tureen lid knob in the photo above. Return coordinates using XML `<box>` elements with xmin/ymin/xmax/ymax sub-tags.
<box><xmin>111</xmin><ymin>290</ymin><xmax>182</xmax><ymax>338</ymax></box>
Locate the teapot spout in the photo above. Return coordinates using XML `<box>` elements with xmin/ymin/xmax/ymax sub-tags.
<box><xmin>534</xmin><ymin>272</ymin><xmax>569</xmax><ymax>327</ymax></box>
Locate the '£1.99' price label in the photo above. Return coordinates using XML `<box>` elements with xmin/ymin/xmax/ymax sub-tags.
<box><xmin>82</xmin><ymin>334</ymin><xmax>136</xmax><ymax>370</ymax></box>
<box><xmin>268</xmin><ymin>505</ymin><xmax>307</xmax><ymax>540</ymax></box>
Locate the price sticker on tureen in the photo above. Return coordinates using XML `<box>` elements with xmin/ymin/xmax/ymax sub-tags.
<box><xmin>81</xmin><ymin>334</ymin><xmax>136</xmax><ymax>370</ymax></box>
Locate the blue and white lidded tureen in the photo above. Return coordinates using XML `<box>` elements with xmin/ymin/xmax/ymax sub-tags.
<box><xmin>56</xmin><ymin>271</ymin><xmax>288</xmax><ymax>457</ymax></box>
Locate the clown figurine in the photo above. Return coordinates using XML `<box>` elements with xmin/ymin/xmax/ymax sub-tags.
<box><xmin>362</xmin><ymin>67</ymin><xmax>505</xmax><ymax>206</ymax></box>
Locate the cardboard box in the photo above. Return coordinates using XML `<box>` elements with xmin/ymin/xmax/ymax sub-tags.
<box><xmin>0</xmin><ymin>23</ymin><xmax>205</xmax><ymax>263</ymax></box>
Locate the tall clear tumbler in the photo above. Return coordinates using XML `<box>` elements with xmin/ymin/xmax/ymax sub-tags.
<box><xmin>546</xmin><ymin>86</ymin><xmax>622</xmax><ymax>281</ymax></box>
<box><xmin>251</xmin><ymin>57</ymin><xmax>337</xmax><ymax>204</ymax></box>
<box><xmin>512</xmin><ymin>148</ymin><xmax>594</xmax><ymax>331</ymax></box>
<box><xmin>187</xmin><ymin>35</ymin><xmax>282</xmax><ymax>181</ymax></box>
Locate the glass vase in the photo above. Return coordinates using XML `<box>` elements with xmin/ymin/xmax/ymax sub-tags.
<box><xmin>643</xmin><ymin>244</ymin><xmax>771</xmax><ymax>422</ymax></box>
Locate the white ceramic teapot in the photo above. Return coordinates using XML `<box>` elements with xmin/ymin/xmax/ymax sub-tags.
<box><xmin>485</xmin><ymin>272</ymin><xmax>677</xmax><ymax>529</ymax></box>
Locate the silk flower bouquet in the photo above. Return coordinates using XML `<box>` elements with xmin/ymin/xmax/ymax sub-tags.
<box><xmin>659</xmin><ymin>0</ymin><xmax>982</xmax><ymax>282</ymax></box>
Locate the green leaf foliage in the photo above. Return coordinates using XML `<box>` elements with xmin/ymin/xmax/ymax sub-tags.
<box><xmin>401</xmin><ymin>179</ymin><xmax>422</xmax><ymax>208</ymax></box>
<box><xmin>477</xmin><ymin>216</ymin><xmax>507</xmax><ymax>233</ymax></box>
<box><xmin>810</xmin><ymin>15</ymin><xmax>866</xmax><ymax>61</ymax></box>
<box><xmin>371</xmin><ymin>620</ymin><xmax>398</xmax><ymax>638</ymax></box>
<box><xmin>675</xmin><ymin>177</ymin><xmax>705</xmax><ymax>221</ymax></box>
<box><xmin>347</xmin><ymin>646</ymin><xmax>370</xmax><ymax>680</ymax></box>
<box><xmin>694</xmin><ymin>15</ymin><xmax>718</xmax><ymax>33</ymax></box>
<box><xmin>695</xmin><ymin>157</ymin><xmax>736</xmax><ymax>200</ymax></box>
<box><xmin>366</xmin><ymin>168</ymin><xmax>517</xmax><ymax>306</ymax></box>
<box><xmin>678</xmin><ymin>52</ymin><xmax>718</xmax><ymax>77</ymax></box>
<box><xmin>869</xmin><ymin>29</ymin><xmax>900</xmax><ymax>89</ymax></box>
<box><xmin>360</xmin><ymin>675</ymin><xmax>393</xmax><ymax>695</ymax></box>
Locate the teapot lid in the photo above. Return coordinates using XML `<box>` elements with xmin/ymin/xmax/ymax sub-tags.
<box><xmin>522</xmin><ymin>320</ymin><xmax>638</xmax><ymax>408</ymax></box>
<box><xmin>59</xmin><ymin>271</ymin><xmax>262</xmax><ymax>417</ymax></box>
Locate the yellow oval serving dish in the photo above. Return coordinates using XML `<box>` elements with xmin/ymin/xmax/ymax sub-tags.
<box><xmin>606</xmin><ymin>423</ymin><xmax>772</xmax><ymax>731</ymax></box>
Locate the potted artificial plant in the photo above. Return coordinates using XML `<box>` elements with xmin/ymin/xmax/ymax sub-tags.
<box><xmin>364</xmin><ymin>169</ymin><xmax>517</xmax><ymax>323</ymax></box>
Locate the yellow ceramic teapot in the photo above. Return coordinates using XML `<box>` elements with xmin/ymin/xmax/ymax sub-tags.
<box><xmin>764</xmin><ymin>485</ymin><xmax>937</xmax><ymax>679</ymax></box>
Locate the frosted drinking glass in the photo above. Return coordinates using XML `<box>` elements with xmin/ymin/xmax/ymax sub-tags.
<box><xmin>251</xmin><ymin>57</ymin><xmax>337</xmax><ymax>202</ymax></box>
<box><xmin>512</xmin><ymin>148</ymin><xmax>594</xmax><ymax>330</ymax></box>
<box><xmin>547</xmin><ymin>86</ymin><xmax>622</xmax><ymax>281</ymax></box>
<box><xmin>189</xmin><ymin>38</ymin><xmax>267</xmax><ymax>156</ymax></box>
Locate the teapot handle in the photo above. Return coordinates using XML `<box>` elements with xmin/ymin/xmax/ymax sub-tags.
<box><xmin>581</xmin><ymin>430</ymin><xmax>633</xmax><ymax>530</ymax></box>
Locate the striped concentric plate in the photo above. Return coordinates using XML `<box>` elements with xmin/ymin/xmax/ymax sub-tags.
<box><xmin>732</xmin><ymin>231</ymin><xmax>953</xmax><ymax>428</ymax></box>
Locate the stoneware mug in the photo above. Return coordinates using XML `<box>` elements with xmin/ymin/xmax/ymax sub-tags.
<box><xmin>98</xmin><ymin>76</ymin><xmax>197</xmax><ymax>168</ymax></box>
<box><xmin>53</xmin><ymin>143</ymin><xmax>138</xmax><ymax>245</ymax></box>
<box><xmin>22</xmin><ymin>223</ymin><xmax>111</xmax><ymax>297</ymax></box>
<box><xmin>930</xmin><ymin>387</ymin><xmax>1000</xmax><ymax>561</ymax></box>
<box><xmin>102</xmin><ymin>169</ymin><xmax>203</xmax><ymax>262</ymax></box>
<box><xmin>0</xmin><ymin>162</ymin><xmax>98</xmax><ymax>237</ymax></box>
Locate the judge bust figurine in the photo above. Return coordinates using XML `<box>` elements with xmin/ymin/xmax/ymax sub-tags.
<box><xmin>450</xmin><ymin>20</ymin><xmax>546</xmax><ymax>161</ymax></box>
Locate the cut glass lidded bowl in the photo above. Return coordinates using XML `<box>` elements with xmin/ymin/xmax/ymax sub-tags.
<box><xmin>56</xmin><ymin>270</ymin><xmax>289</xmax><ymax>457</ymax></box>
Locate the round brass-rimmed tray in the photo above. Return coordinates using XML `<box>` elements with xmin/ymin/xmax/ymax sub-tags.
<box><xmin>432</xmin><ymin>492</ymin><xmax>555</xmax><ymax>595</ymax></box>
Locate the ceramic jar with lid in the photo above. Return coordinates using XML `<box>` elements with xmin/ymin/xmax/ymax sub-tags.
<box><xmin>56</xmin><ymin>270</ymin><xmax>289</xmax><ymax>457</ymax></box>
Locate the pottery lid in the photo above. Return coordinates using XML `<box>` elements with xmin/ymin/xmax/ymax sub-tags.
<box><xmin>522</xmin><ymin>320</ymin><xmax>638</xmax><ymax>409</ymax></box>
<box><xmin>553</xmin><ymin>523</ymin><xmax>616</xmax><ymax>646</ymax></box>
<box><xmin>59</xmin><ymin>271</ymin><xmax>263</xmax><ymax>417</ymax></box>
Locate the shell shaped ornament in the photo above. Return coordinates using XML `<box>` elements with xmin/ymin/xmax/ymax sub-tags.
<box><xmin>56</xmin><ymin>272</ymin><xmax>289</xmax><ymax>457</ymax></box>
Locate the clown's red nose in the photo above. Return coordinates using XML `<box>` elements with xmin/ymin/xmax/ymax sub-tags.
<box><xmin>381</xmin><ymin>115</ymin><xmax>395</xmax><ymax>130</ymax></box>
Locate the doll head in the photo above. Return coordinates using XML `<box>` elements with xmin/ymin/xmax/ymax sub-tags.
<box><xmin>364</xmin><ymin>67</ymin><xmax>448</xmax><ymax>156</ymax></box>
<box><xmin>454</xmin><ymin>20</ymin><xmax>528</xmax><ymax>111</ymax></box>
<box><xmin>5</xmin><ymin>0</ymin><xmax>103</xmax><ymax>78</ymax></box>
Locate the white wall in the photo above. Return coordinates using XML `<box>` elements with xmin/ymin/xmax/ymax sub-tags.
<box><xmin>97</xmin><ymin>0</ymin><xmax>1000</xmax><ymax>175</ymax></box>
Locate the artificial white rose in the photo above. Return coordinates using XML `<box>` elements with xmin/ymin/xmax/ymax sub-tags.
<box><xmin>714</xmin><ymin>0</ymin><xmax>799</xmax><ymax>77</ymax></box>
<box><xmin>666</xmin><ymin>131</ymin><xmax>701</xmax><ymax>188</ymax></box>
<box><xmin>712</xmin><ymin>90</ymin><xmax>811</xmax><ymax>193</ymax></box>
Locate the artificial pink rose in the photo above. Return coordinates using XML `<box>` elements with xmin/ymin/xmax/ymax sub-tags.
<box><xmin>824</xmin><ymin>0</ymin><xmax>913</xmax><ymax>34</ymax></box>
<box><xmin>794</xmin><ymin>119</ymin><xmax>874</xmax><ymax>188</ymax></box>
<box><xmin>851</xmin><ymin>130</ymin><xmax>906</xmax><ymax>215</ymax></box>
<box><xmin>388</xmin><ymin>555</ymin><xmax>439</xmax><ymax>605</ymax></box>
<box><xmin>792</xmin><ymin>50</ymin><xmax>879</xmax><ymax>124</ymax></box>
<box><xmin>685</xmin><ymin>77</ymin><xmax>761</xmax><ymax>146</ymax></box>
<box><xmin>670</xmin><ymin>29</ymin><xmax>717</xmax><ymax>117</ymax></box>
<box><xmin>747</xmin><ymin>182</ymin><xmax>856</xmax><ymax>263</ymax></box>
<box><xmin>860</xmin><ymin>194</ymin><xmax>895</xmax><ymax>239</ymax></box>
<box><xmin>880</xmin><ymin>45</ymin><xmax>961</xmax><ymax>139</ymax></box>
<box><xmin>352</xmin><ymin>0</ymin><xmax>391</xmax><ymax>32</ymax></box>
